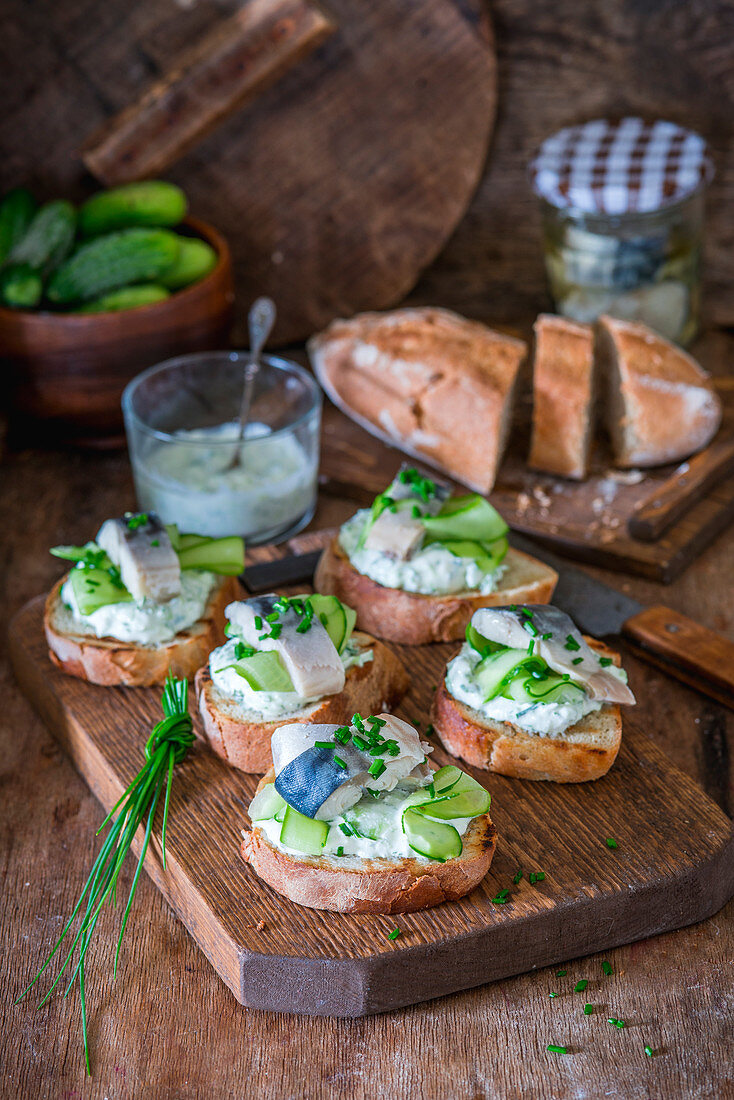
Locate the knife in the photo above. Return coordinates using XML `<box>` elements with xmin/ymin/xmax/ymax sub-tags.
<box><xmin>509</xmin><ymin>531</ymin><xmax>734</xmax><ymax>710</ymax></box>
<box><xmin>243</xmin><ymin>537</ymin><xmax>734</xmax><ymax>710</ymax></box>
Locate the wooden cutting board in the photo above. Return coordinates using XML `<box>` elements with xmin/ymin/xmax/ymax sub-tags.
<box><xmin>9</xmin><ymin>578</ymin><xmax>734</xmax><ymax>1017</ymax></box>
<box><xmin>318</xmin><ymin>378</ymin><xmax>734</xmax><ymax>584</ymax></box>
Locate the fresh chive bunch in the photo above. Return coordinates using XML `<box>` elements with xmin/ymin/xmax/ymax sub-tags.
<box><xmin>16</xmin><ymin>676</ymin><xmax>195</xmax><ymax>1075</ymax></box>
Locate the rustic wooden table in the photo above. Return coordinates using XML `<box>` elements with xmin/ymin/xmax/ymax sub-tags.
<box><xmin>0</xmin><ymin>445</ymin><xmax>732</xmax><ymax>1100</ymax></box>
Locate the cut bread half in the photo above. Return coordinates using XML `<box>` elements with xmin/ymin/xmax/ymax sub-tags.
<box><xmin>314</xmin><ymin>537</ymin><xmax>558</xmax><ymax>645</ymax></box>
<box><xmin>308</xmin><ymin>307</ymin><xmax>527</xmax><ymax>494</ymax></box>
<box><xmin>45</xmin><ymin>574</ymin><xmax>240</xmax><ymax>687</ymax></box>
<box><xmin>596</xmin><ymin>314</ymin><xmax>722</xmax><ymax>468</ymax></box>
<box><xmin>431</xmin><ymin>639</ymin><xmax>623</xmax><ymax>782</ymax></box>
<box><xmin>528</xmin><ymin>314</ymin><xmax>596</xmax><ymax>480</ymax></box>
<box><xmin>196</xmin><ymin>631</ymin><xmax>410</xmax><ymax>774</ymax></box>
<box><xmin>241</xmin><ymin>768</ymin><xmax>497</xmax><ymax>913</ymax></box>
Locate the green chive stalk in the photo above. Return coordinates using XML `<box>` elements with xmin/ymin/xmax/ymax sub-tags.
<box><xmin>16</xmin><ymin>676</ymin><xmax>195</xmax><ymax>1075</ymax></box>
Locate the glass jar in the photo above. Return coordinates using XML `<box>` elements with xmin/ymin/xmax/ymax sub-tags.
<box><xmin>122</xmin><ymin>351</ymin><xmax>322</xmax><ymax>544</ymax></box>
<box><xmin>530</xmin><ymin>118</ymin><xmax>713</xmax><ymax>344</ymax></box>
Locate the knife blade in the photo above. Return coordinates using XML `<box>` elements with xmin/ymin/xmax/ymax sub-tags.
<box><xmin>242</xmin><ymin>549</ymin><xmax>323</xmax><ymax>593</ymax></box>
<box><xmin>510</xmin><ymin>531</ymin><xmax>734</xmax><ymax>709</ymax></box>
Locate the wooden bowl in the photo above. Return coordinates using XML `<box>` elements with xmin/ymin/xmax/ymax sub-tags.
<box><xmin>0</xmin><ymin>217</ymin><xmax>234</xmax><ymax>447</ymax></box>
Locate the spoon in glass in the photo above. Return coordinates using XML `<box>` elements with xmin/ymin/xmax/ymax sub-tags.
<box><xmin>226</xmin><ymin>296</ymin><xmax>277</xmax><ymax>471</ymax></box>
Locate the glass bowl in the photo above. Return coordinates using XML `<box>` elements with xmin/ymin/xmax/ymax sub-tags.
<box><xmin>122</xmin><ymin>351</ymin><xmax>322</xmax><ymax>544</ymax></box>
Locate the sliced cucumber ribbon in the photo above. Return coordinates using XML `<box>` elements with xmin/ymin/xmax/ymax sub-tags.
<box><xmin>466</xmin><ymin>635</ymin><xmax>587</xmax><ymax>706</ymax></box>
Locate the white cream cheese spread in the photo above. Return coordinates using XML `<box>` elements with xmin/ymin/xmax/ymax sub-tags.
<box><xmin>210</xmin><ymin>638</ymin><xmax>373</xmax><ymax>720</ymax></box>
<box><xmin>60</xmin><ymin>570</ymin><xmax>217</xmax><ymax>646</ymax></box>
<box><xmin>257</xmin><ymin>785</ymin><xmax>473</xmax><ymax>862</ymax></box>
<box><xmin>445</xmin><ymin>642</ymin><xmax>629</xmax><ymax>737</ymax></box>
<box><xmin>339</xmin><ymin>511</ymin><xmax>506</xmax><ymax>596</ymax></box>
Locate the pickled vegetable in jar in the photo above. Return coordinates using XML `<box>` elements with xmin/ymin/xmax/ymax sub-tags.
<box><xmin>529</xmin><ymin>118</ymin><xmax>713</xmax><ymax>344</ymax></box>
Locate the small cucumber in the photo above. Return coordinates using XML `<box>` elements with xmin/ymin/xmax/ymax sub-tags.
<box><xmin>74</xmin><ymin>284</ymin><xmax>170</xmax><ymax>313</ymax></box>
<box><xmin>249</xmin><ymin>784</ymin><xmax>287</xmax><ymax>821</ymax></box>
<box><xmin>70</xmin><ymin>568</ymin><xmax>132</xmax><ymax>616</ymax></box>
<box><xmin>280</xmin><ymin>804</ymin><xmax>329</xmax><ymax>855</ymax></box>
<box><xmin>0</xmin><ymin>188</ymin><xmax>37</xmax><ymax>263</ymax></box>
<box><xmin>47</xmin><ymin>228</ymin><xmax>181</xmax><ymax>304</ymax></box>
<box><xmin>9</xmin><ymin>200</ymin><xmax>76</xmax><ymax>275</ymax></box>
<box><xmin>176</xmin><ymin>535</ymin><xmax>245</xmax><ymax>575</ymax></box>
<box><xmin>79</xmin><ymin>182</ymin><xmax>187</xmax><ymax>237</ymax></box>
<box><xmin>159</xmin><ymin>236</ymin><xmax>217</xmax><ymax>289</ymax></box>
<box><xmin>402</xmin><ymin>808</ymin><xmax>462</xmax><ymax>862</ymax></box>
<box><xmin>0</xmin><ymin>264</ymin><xmax>42</xmax><ymax>309</ymax></box>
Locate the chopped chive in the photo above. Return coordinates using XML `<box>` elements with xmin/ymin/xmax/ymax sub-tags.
<box><xmin>151</xmin><ymin>539</ymin><xmax>160</xmax><ymax>547</ymax></box>
<box><xmin>529</xmin><ymin>873</ymin><xmax>536</xmax><ymax>884</ymax></box>
<box><xmin>607</xmin><ymin>1017</ymin><xmax>625</xmax><ymax>1028</ymax></box>
<box><xmin>333</xmin><ymin>727</ymin><xmax>351</xmax><ymax>745</ymax></box>
<box><xmin>602</xmin><ymin>960</ymin><xmax>613</xmax><ymax>976</ymax></box>
<box><xmin>352</xmin><ymin>734</ymin><xmax>368</xmax><ymax>751</ymax></box>
<box><xmin>572</xmin><ymin>657</ymin><xmax>583</xmax><ymax>665</ymax></box>
<box><xmin>368</xmin><ymin>759</ymin><xmax>386</xmax><ymax>778</ymax></box>
<box><xmin>369</xmin><ymin>743</ymin><xmax>390</xmax><ymax>756</ymax></box>
<box><xmin>336</xmin><ymin>846</ymin><xmax>344</xmax><ymax>856</ymax></box>
<box><xmin>615</xmin><ymin>1019</ymin><xmax>625</xmax><ymax>1029</ymax></box>
<box><xmin>524</xmin><ymin>621</ymin><xmax>539</xmax><ymax>636</ymax></box>
<box><xmin>513</xmin><ymin>870</ymin><xmax>523</xmax><ymax>885</ymax></box>
<box><xmin>366</xmin><ymin>788</ymin><xmax>381</xmax><ymax>800</ymax></box>
<box><xmin>339</xmin><ymin>823</ymin><xmax>353</xmax><ymax>836</ymax></box>
<box><xmin>584</xmin><ymin>1003</ymin><xmax>593</xmax><ymax>1015</ymax></box>
<box><xmin>547</xmin><ymin>1045</ymin><xmax>567</xmax><ymax>1054</ymax></box>
<box><xmin>265</xmin><ymin>611</ymin><xmax>279</xmax><ymax>622</ymax></box>
<box><xmin>333</xmin><ymin>755</ymin><xmax>347</xmax><ymax>770</ymax></box>
<box><xmin>574</xmin><ymin>980</ymin><xmax>588</xmax><ymax>993</ymax></box>
<box><xmin>424</xmin><ymin>724</ymin><xmax>434</xmax><ymax>737</ymax></box>
<box><xmin>388</xmin><ymin>927</ymin><xmax>401</xmax><ymax>941</ymax></box>
<box><xmin>556</xmin><ymin>970</ymin><xmax>567</xmax><ymax>978</ymax></box>
<box><xmin>254</xmin><ymin>615</ymin><xmax>263</xmax><ymax>629</ymax></box>
<box><xmin>549</xmin><ymin>992</ymin><xmax>557</xmax><ymax>999</ymax></box>
<box><xmin>527</xmin><ymin>641</ymin><xmax>534</xmax><ymax>655</ymax></box>
<box><xmin>492</xmin><ymin>889</ymin><xmax>509</xmax><ymax>904</ymax></box>
<box><xmin>644</xmin><ymin>1045</ymin><xmax>654</xmax><ymax>1058</ymax></box>
<box><xmin>541</xmin><ymin>632</ymin><xmax>552</xmax><ymax>640</ymax></box>
<box><xmin>564</xmin><ymin>634</ymin><xmax>580</xmax><ymax>651</ymax></box>
<box><xmin>269</xmin><ymin>624</ymin><xmax>282</xmax><ymax>640</ymax></box>
<box><xmin>599</xmin><ymin>657</ymin><xmax>613</xmax><ymax>667</ymax></box>
<box><xmin>386</xmin><ymin>742</ymin><xmax>400</xmax><ymax>757</ymax></box>
<box><xmin>314</xmin><ymin>740</ymin><xmax>334</xmax><ymax>750</ymax></box>
<box><xmin>535</xmin><ymin>871</ymin><xmax>545</xmax><ymax>882</ymax></box>
<box><xmin>605</xmin><ymin>837</ymin><xmax>619</xmax><ymax>850</ymax></box>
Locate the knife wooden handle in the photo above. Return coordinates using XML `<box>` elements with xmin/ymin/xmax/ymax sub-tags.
<box><xmin>623</xmin><ymin>606</ymin><xmax>734</xmax><ymax>709</ymax></box>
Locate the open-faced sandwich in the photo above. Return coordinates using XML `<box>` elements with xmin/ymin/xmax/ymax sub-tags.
<box><xmin>314</xmin><ymin>464</ymin><xmax>558</xmax><ymax>644</ymax></box>
<box><xmin>45</xmin><ymin>512</ymin><xmax>244</xmax><ymax>686</ymax></box>
<box><xmin>241</xmin><ymin>713</ymin><xmax>496</xmax><ymax>913</ymax></box>
<box><xmin>196</xmin><ymin>593</ymin><xmax>410</xmax><ymax>773</ymax></box>
<box><xmin>432</xmin><ymin>605</ymin><xmax>636</xmax><ymax>782</ymax></box>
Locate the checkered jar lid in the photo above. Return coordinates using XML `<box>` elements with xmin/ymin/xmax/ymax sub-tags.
<box><xmin>530</xmin><ymin>117</ymin><xmax>713</xmax><ymax>216</ymax></box>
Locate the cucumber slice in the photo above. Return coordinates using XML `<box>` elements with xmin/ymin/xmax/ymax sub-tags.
<box><xmin>228</xmin><ymin>650</ymin><xmax>294</xmax><ymax>693</ymax></box>
<box><xmin>280</xmin><ymin>805</ymin><xmax>330</xmax><ymax>855</ymax></box>
<box><xmin>308</xmin><ymin>594</ymin><xmax>352</xmax><ymax>652</ymax></box>
<box><xmin>432</xmin><ymin>765</ymin><xmax>464</xmax><ymax>795</ymax></box>
<box><xmin>70</xmin><ymin>567</ymin><xmax>132</xmax><ymax>616</ymax></box>
<box><xmin>249</xmin><ymin>784</ymin><xmax>287</xmax><ymax>821</ymax></box>
<box><xmin>473</xmin><ymin>648</ymin><xmax>531</xmax><ymax>702</ymax></box>
<box><xmin>422</xmin><ymin>495</ymin><xmax>508</xmax><ymax>542</ymax></box>
<box><xmin>402</xmin><ymin>808</ymin><xmax>462</xmax><ymax>862</ymax></box>
<box><xmin>176</xmin><ymin>535</ymin><xmax>245</xmax><ymax>575</ymax></box>
<box><xmin>465</xmin><ymin>622</ymin><xmax>505</xmax><ymax>656</ymax></box>
<box><xmin>505</xmin><ymin>672</ymin><xmax>585</xmax><ymax>705</ymax></box>
<box><xmin>416</xmin><ymin>787</ymin><xmax>490</xmax><ymax>819</ymax></box>
<box><xmin>435</xmin><ymin>536</ymin><xmax>508</xmax><ymax>573</ymax></box>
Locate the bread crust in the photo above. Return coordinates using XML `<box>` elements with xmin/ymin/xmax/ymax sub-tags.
<box><xmin>314</xmin><ymin>537</ymin><xmax>558</xmax><ymax>644</ymax></box>
<box><xmin>308</xmin><ymin>306</ymin><xmax>527</xmax><ymax>494</ymax></box>
<box><xmin>430</xmin><ymin>639</ymin><xmax>623</xmax><ymax>782</ymax></box>
<box><xmin>596</xmin><ymin>315</ymin><xmax>722</xmax><ymax>468</ymax></box>
<box><xmin>196</xmin><ymin>632</ymin><xmax>410</xmax><ymax>774</ymax></box>
<box><xmin>241</xmin><ymin>771</ymin><xmax>496</xmax><ymax>913</ymax></box>
<box><xmin>44</xmin><ymin>574</ymin><xmax>240</xmax><ymax>687</ymax></box>
<box><xmin>528</xmin><ymin>314</ymin><xmax>595</xmax><ymax>480</ymax></box>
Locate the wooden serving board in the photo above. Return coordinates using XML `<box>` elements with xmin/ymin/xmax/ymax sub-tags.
<box><xmin>9</xmin><ymin>582</ymin><xmax>734</xmax><ymax>1017</ymax></box>
<box><xmin>318</xmin><ymin>377</ymin><xmax>734</xmax><ymax>584</ymax></box>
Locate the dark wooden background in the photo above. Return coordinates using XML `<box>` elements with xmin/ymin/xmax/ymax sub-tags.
<box><xmin>1</xmin><ymin>0</ymin><xmax>732</xmax><ymax>338</ymax></box>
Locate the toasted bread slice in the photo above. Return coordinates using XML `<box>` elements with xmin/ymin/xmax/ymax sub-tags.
<box><xmin>431</xmin><ymin>639</ymin><xmax>623</xmax><ymax>782</ymax></box>
<box><xmin>241</xmin><ymin>769</ymin><xmax>497</xmax><ymax>913</ymax></box>
<box><xmin>314</xmin><ymin>538</ymin><xmax>558</xmax><ymax>645</ymax></box>
<box><xmin>196</xmin><ymin>631</ymin><xmax>410</xmax><ymax>774</ymax></box>
<box><xmin>45</xmin><ymin>574</ymin><xmax>240</xmax><ymax>687</ymax></box>
<box><xmin>596</xmin><ymin>315</ymin><xmax>722</xmax><ymax>468</ymax></box>
<box><xmin>308</xmin><ymin>307</ymin><xmax>527</xmax><ymax>494</ymax></box>
<box><xmin>528</xmin><ymin>314</ymin><xmax>596</xmax><ymax>480</ymax></box>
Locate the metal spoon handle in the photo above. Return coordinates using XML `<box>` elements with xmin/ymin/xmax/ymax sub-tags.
<box><xmin>236</xmin><ymin>296</ymin><xmax>277</xmax><ymax>441</ymax></box>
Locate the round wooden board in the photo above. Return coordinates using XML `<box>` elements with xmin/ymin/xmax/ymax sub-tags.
<box><xmin>0</xmin><ymin>0</ymin><xmax>497</xmax><ymax>346</ymax></box>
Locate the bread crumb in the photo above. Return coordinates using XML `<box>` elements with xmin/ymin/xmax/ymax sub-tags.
<box><xmin>256</xmin><ymin>920</ymin><xmax>266</xmax><ymax>931</ymax></box>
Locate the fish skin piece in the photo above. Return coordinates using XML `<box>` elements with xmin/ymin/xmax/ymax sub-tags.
<box><xmin>96</xmin><ymin>513</ymin><xmax>181</xmax><ymax>603</ymax></box>
<box><xmin>226</xmin><ymin>595</ymin><xmax>345</xmax><ymax>699</ymax></box>
<box><xmin>471</xmin><ymin>605</ymin><xmax>636</xmax><ymax>705</ymax></box>
<box><xmin>271</xmin><ymin>715</ymin><xmax>433</xmax><ymax>821</ymax></box>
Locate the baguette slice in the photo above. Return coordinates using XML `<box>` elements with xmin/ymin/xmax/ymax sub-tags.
<box><xmin>45</xmin><ymin>574</ymin><xmax>240</xmax><ymax>687</ymax></box>
<box><xmin>196</xmin><ymin>631</ymin><xmax>410</xmax><ymax>774</ymax></box>
<box><xmin>314</xmin><ymin>538</ymin><xmax>558</xmax><ymax>645</ymax></box>
<box><xmin>308</xmin><ymin>307</ymin><xmax>527</xmax><ymax>493</ymax></box>
<box><xmin>431</xmin><ymin>639</ymin><xmax>622</xmax><ymax>783</ymax></box>
<box><xmin>596</xmin><ymin>315</ymin><xmax>722</xmax><ymax>467</ymax></box>
<box><xmin>528</xmin><ymin>314</ymin><xmax>596</xmax><ymax>480</ymax></box>
<box><xmin>241</xmin><ymin>768</ymin><xmax>497</xmax><ymax>913</ymax></box>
